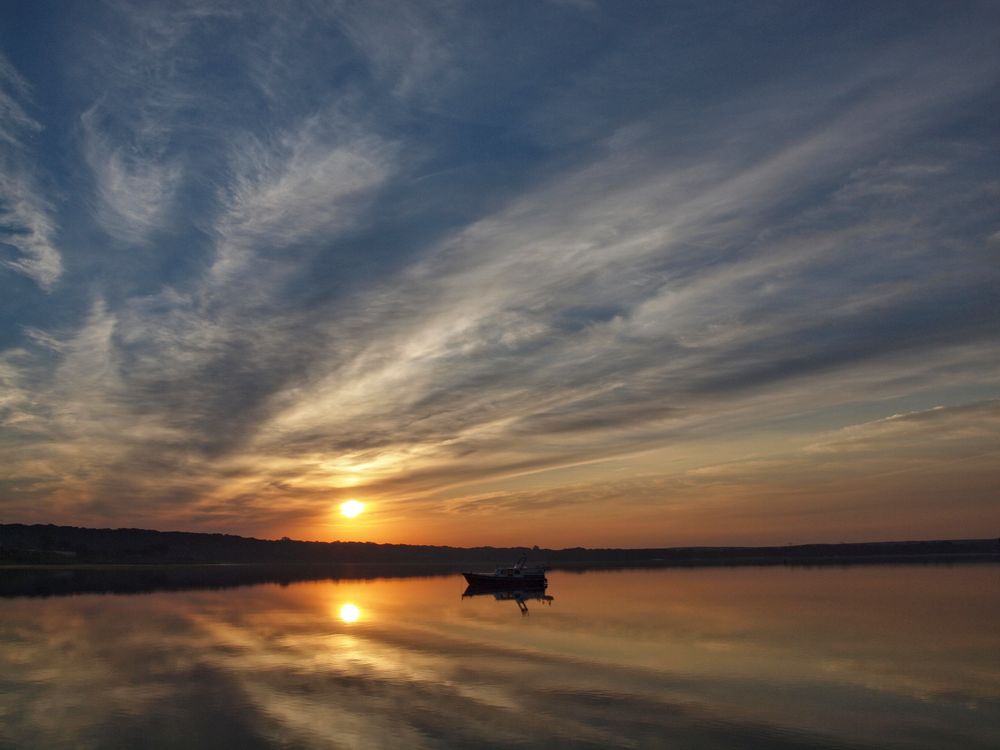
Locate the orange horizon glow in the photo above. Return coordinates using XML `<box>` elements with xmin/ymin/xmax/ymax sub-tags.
<box><xmin>6</xmin><ymin>401</ymin><xmax>999</xmax><ymax>550</ymax></box>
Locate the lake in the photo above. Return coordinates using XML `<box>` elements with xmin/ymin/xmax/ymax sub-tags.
<box><xmin>1</xmin><ymin>564</ymin><xmax>997</xmax><ymax>749</ymax></box>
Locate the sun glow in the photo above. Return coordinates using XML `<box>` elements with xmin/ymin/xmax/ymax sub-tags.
<box><xmin>339</xmin><ymin>602</ymin><xmax>361</xmax><ymax>623</ymax></box>
<box><xmin>340</xmin><ymin>499</ymin><xmax>364</xmax><ymax>518</ymax></box>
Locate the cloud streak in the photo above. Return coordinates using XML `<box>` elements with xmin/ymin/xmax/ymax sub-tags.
<box><xmin>80</xmin><ymin>105</ymin><xmax>183</xmax><ymax>245</ymax></box>
<box><xmin>0</xmin><ymin>54</ymin><xmax>63</xmax><ymax>289</ymax></box>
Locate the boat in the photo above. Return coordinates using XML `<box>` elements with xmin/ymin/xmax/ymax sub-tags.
<box><xmin>462</xmin><ymin>555</ymin><xmax>548</xmax><ymax>588</ymax></box>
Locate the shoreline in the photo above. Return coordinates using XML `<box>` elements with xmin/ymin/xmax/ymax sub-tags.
<box><xmin>3</xmin><ymin>553</ymin><xmax>996</xmax><ymax>599</ymax></box>
<box><xmin>2</xmin><ymin>551</ymin><xmax>997</xmax><ymax>572</ymax></box>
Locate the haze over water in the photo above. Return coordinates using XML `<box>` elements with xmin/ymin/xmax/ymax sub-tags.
<box><xmin>2</xmin><ymin>565</ymin><xmax>997</xmax><ymax>749</ymax></box>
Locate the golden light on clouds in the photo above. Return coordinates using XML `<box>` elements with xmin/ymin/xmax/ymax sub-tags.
<box><xmin>340</xmin><ymin>499</ymin><xmax>365</xmax><ymax>518</ymax></box>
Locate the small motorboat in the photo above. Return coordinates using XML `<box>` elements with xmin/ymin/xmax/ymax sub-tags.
<box><xmin>462</xmin><ymin>555</ymin><xmax>548</xmax><ymax>588</ymax></box>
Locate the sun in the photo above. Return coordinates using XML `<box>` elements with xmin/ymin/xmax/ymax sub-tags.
<box><xmin>339</xmin><ymin>603</ymin><xmax>361</xmax><ymax>623</ymax></box>
<box><xmin>340</xmin><ymin>499</ymin><xmax>364</xmax><ymax>518</ymax></box>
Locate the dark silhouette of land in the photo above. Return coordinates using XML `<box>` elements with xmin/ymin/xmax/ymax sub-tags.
<box><xmin>0</xmin><ymin>562</ymin><xmax>469</xmax><ymax>598</ymax></box>
<box><xmin>3</xmin><ymin>522</ymin><xmax>997</xmax><ymax>567</ymax></box>
<box><xmin>1</xmin><ymin>523</ymin><xmax>996</xmax><ymax>599</ymax></box>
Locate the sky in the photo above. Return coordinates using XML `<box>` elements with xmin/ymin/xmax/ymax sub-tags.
<box><xmin>1</xmin><ymin>1</ymin><xmax>998</xmax><ymax>547</ymax></box>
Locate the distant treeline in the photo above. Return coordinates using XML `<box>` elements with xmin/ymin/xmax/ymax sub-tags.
<box><xmin>2</xmin><ymin>523</ymin><xmax>998</xmax><ymax>568</ymax></box>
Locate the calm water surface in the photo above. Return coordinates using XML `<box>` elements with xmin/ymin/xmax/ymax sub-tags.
<box><xmin>1</xmin><ymin>565</ymin><xmax>998</xmax><ymax>749</ymax></box>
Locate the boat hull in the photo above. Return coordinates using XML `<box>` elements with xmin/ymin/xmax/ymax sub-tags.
<box><xmin>463</xmin><ymin>572</ymin><xmax>547</xmax><ymax>588</ymax></box>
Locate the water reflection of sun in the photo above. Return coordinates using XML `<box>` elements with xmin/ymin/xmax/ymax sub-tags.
<box><xmin>339</xmin><ymin>602</ymin><xmax>361</xmax><ymax>623</ymax></box>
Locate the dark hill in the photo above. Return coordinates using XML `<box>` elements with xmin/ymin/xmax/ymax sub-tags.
<box><xmin>2</xmin><ymin>523</ymin><xmax>997</xmax><ymax>567</ymax></box>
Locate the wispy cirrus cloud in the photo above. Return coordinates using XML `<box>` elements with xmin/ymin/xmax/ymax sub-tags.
<box><xmin>0</xmin><ymin>54</ymin><xmax>41</xmax><ymax>146</ymax></box>
<box><xmin>211</xmin><ymin>112</ymin><xmax>396</xmax><ymax>284</ymax></box>
<box><xmin>70</xmin><ymin>3</ymin><xmax>243</xmax><ymax>246</ymax></box>
<box><xmin>0</xmin><ymin>54</ymin><xmax>63</xmax><ymax>290</ymax></box>
<box><xmin>249</xmin><ymin>45</ymin><xmax>1000</xmax><ymax>470</ymax></box>
<box><xmin>334</xmin><ymin>0</ymin><xmax>461</xmax><ymax>101</ymax></box>
<box><xmin>0</xmin><ymin>171</ymin><xmax>63</xmax><ymax>290</ymax></box>
<box><xmin>80</xmin><ymin>105</ymin><xmax>183</xmax><ymax>245</ymax></box>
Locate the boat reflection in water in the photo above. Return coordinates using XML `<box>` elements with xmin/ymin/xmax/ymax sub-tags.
<box><xmin>462</xmin><ymin>582</ymin><xmax>554</xmax><ymax>614</ymax></box>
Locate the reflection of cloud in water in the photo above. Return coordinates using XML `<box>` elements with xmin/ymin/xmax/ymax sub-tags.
<box><xmin>0</xmin><ymin>569</ymin><xmax>998</xmax><ymax>748</ymax></box>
